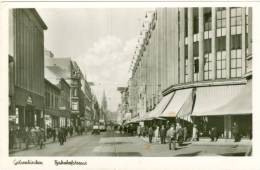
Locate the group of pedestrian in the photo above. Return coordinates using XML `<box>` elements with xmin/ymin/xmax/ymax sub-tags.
<box><xmin>118</xmin><ymin>124</ymin><xmax>136</xmax><ymax>136</ymax></box>
<box><xmin>140</xmin><ymin>123</ymin><xmax>188</xmax><ymax>151</ymax></box>
<box><xmin>9</xmin><ymin>126</ymin><xmax>45</xmax><ymax>150</ymax></box>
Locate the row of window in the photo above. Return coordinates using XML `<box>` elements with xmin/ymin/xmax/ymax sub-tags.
<box><xmin>186</xmin><ymin>49</ymin><xmax>243</xmax><ymax>81</ymax></box>
<box><xmin>184</xmin><ymin>34</ymin><xmax>242</xmax><ymax>57</ymax></box>
<box><xmin>45</xmin><ymin>92</ymin><xmax>59</xmax><ymax>109</ymax></box>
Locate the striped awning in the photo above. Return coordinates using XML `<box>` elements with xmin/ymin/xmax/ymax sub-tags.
<box><xmin>148</xmin><ymin>92</ymin><xmax>175</xmax><ymax>119</ymax></box>
<box><xmin>160</xmin><ymin>88</ymin><xmax>193</xmax><ymax>117</ymax></box>
<box><xmin>192</xmin><ymin>84</ymin><xmax>246</xmax><ymax>116</ymax></box>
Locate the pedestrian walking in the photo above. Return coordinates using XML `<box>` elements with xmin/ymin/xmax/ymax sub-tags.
<box><xmin>148</xmin><ymin>126</ymin><xmax>154</xmax><ymax>143</ymax></box>
<box><xmin>175</xmin><ymin>123</ymin><xmax>182</xmax><ymax>142</ymax></box>
<box><xmin>69</xmin><ymin>126</ymin><xmax>73</xmax><ymax>137</ymax></box>
<box><xmin>31</xmin><ymin>127</ymin><xmax>37</xmax><ymax>145</ymax></box>
<box><xmin>62</xmin><ymin>127</ymin><xmax>67</xmax><ymax>142</ymax></box>
<box><xmin>154</xmin><ymin>126</ymin><xmax>160</xmax><ymax>143</ymax></box>
<box><xmin>9</xmin><ymin>127</ymin><xmax>15</xmax><ymax>150</ymax></box>
<box><xmin>209</xmin><ymin>127</ymin><xmax>218</xmax><ymax>142</ymax></box>
<box><xmin>232</xmin><ymin>122</ymin><xmax>241</xmax><ymax>142</ymax></box>
<box><xmin>166</xmin><ymin>124</ymin><xmax>176</xmax><ymax>150</ymax></box>
<box><xmin>24</xmin><ymin>126</ymin><xmax>30</xmax><ymax>150</ymax></box>
<box><xmin>183</xmin><ymin>126</ymin><xmax>188</xmax><ymax>142</ymax></box>
<box><xmin>192</xmin><ymin>124</ymin><xmax>199</xmax><ymax>141</ymax></box>
<box><xmin>15</xmin><ymin>126</ymin><xmax>23</xmax><ymax>149</ymax></box>
<box><xmin>37</xmin><ymin>127</ymin><xmax>44</xmax><ymax>149</ymax></box>
<box><xmin>137</xmin><ymin>125</ymin><xmax>141</xmax><ymax>137</ymax></box>
<box><xmin>160</xmin><ymin>125</ymin><xmax>166</xmax><ymax>144</ymax></box>
<box><xmin>53</xmin><ymin>127</ymin><xmax>58</xmax><ymax>142</ymax></box>
<box><xmin>58</xmin><ymin>127</ymin><xmax>64</xmax><ymax>145</ymax></box>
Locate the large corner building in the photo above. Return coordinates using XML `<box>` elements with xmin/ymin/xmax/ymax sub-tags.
<box><xmin>128</xmin><ymin>7</ymin><xmax>252</xmax><ymax>139</ymax></box>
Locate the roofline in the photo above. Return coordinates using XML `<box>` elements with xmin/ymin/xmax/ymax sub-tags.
<box><xmin>60</xmin><ymin>78</ymin><xmax>70</xmax><ymax>88</ymax></box>
<box><xmin>31</xmin><ymin>9</ymin><xmax>48</xmax><ymax>30</ymax></box>
<box><xmin>44</xmin><ymin>78</ymin><xmax>60</xmax><ymax>92</ymax></box>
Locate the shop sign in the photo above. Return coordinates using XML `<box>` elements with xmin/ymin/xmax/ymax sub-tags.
<box><xmin>26</xmin><ymin>96</ymin><xmax>33</xmax><ymax>105</ymax></box>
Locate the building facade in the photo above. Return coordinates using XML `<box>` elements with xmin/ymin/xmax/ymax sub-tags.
<box><xmin>129</xmin><ymin>7</ymin><xmax>252</xmax><ymax>139</ymax></box>
<box><xmin>45</xmin><ymin>51</ymin><xmax>95</xmax><ymax>127</ymax></box>
<box><xmin>117</xmin><ymin>87</ymin><xmax>130</xmax><ymax>121</ymax></box>
<box><xmin>44</xmin><ymin>79</ymin><xmax>61</xmax><ymax>128</ymax></box>
<box><xmin>9</xmin><ymin>9</ymin><xmax>47</xmax><ymax>128</ymax></box>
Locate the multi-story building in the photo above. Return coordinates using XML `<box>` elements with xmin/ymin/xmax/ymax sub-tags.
<box><xmin>92</xmin><ymin>95</ymin><xmax>100</xmax><ymax>123</ymax></box>
<box><xmin>129</xmin><ymin>7</ymin><xmax>252</xmax><ymax>139</ymax></box>
<box><xmin>45</xmin><ymin>51</ymin><xmax>95</xmax><ymax>127</ymax></box>
<box><xmin>44</xmin><ymin>77</ymin><xmax>61</xmax><ymax>128</ymax></box>
<box><xmin>80</xmin><ymin>79</ymin><xmax>94</xmax><ymax>127</ymax></box>
<box><xmin>117</xmin><ymin>87</ymin><xmax>131</xmax><ymax>121</ymax></box>
<box><xmin>9</xmin><ymin>9</ymin><xmax>47</xmax><ymax>128</ymax></box>
<box><xmin>57</xmin><ymin>78</ymin><xmax>71</xmax><ymax>126</ymax></box>
<box><xmin>44</xmin><ymin>66</ymin><xmax>72</xmax><ymax>128</ymax></box>
<box><xmin>45</xmin><ymin>57</ymin><xmax>81</xmax><ymax>126</ymax></box>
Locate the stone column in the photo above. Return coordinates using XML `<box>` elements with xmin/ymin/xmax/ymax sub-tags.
<box><xmin>241</xmin><ymin>7</ymin><xmax>246</xmax><ymax>75</ymax></box>
<box><xmin>188</xmin><ymin>8</ymin><xmax>194</xmax><ymax>82</ymax></box>
<box><xmin>179</xmin><ymin>8</ymin><xmax>185</xmax><ymax>84</ymax></box>
<box><xmin>212</xmin><ymin>8</ymin><xmax>217</xmax><ymax>80</ymax></box>
<box><xmin>248</xmin><ymin>7</ymin><xmax>252</xmax><ymax>57</ymax></box>
<box><xmin>198</xmin><ymin>8</ymin><xmax>204</xmax><ymax>81</ymax></box>
<box><xmin>226</xmin><ymin>7</ymin><xmax>231</xmax><ymax>79</ymax></box>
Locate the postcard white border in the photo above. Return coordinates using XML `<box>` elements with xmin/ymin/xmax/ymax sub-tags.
<box><xmin>0</xmin><ymin>1</ymin><xmax>260</xmax><ymax>170</ymax></box>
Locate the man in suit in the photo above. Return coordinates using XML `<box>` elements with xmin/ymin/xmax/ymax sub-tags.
<box><xmin>160</xmin><ymin>125</ymin><xmax>167</xmax><ymax>144</ymax></box>
<box><xmin>148</xmin><ymin>126</ymin><xmax>154</xmax><ymax>143</ymax></box>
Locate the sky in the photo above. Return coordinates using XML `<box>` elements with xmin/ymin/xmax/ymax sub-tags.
<box><xmin>37</xmin><ymin>8</ymin><xmax>150</xmax><ymax>112</ymax></box>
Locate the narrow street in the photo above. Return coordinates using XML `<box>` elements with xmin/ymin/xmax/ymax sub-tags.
<box><xmin>11</xmin><ymin>130</ymin><xmax>250</xmax><ymax>157</ymax></box>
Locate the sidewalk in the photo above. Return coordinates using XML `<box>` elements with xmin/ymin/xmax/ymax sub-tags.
<box><xmin>191</xmin><ymin>138</ymin><xmax>252</xmax><ymax>146</ymax></box>
<box><xmin>9</xmin><ymin>132</ymin><xmax>90</xmax><ymax>154</ymax></box>
<box><xmin>139</xmin><ymin>136</ymin><xmax>251</xmax><ymax>146</ymax></box>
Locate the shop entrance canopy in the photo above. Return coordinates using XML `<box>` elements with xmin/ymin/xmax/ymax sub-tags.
<box><xmin>148</xmin><ymin>92</ymin><xmax>175</xmax><ymax>119</ymax></box>
<box><xmin>192</xmin><ymin>84</ymin><xmax>247</xmax><ymax>116</ymax></box>
<box><xmin>160</xmin><ymin>88</ymin><xmax>193</xmax><ymax>118</ymax></box>
<box><xmin>204</xmin><ymin>81</ymin><xmax>252</xmax><ymax>115</ymax></box>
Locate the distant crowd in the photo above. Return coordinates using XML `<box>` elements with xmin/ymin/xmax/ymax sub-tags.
<box><xmin>116</xmin><ymin>121</ymin><xmax>246</xmax><ymax>150</ymax></box>
<box><xmin>9</xmin><ymin>125</ymin><xmax>89</xmax><ymax>151</ymax></box>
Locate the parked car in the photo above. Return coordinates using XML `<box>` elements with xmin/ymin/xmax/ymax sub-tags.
<box><xmin>92</xmin><ymin>125</ymin><xmax>100</xmax><ymax>135</ymax></box>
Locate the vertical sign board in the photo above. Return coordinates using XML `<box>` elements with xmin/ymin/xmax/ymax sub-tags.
<box><xmin>15</xmin><ymin>108</ymin><xmax>19</xmax><ymax>124</ymax></box>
